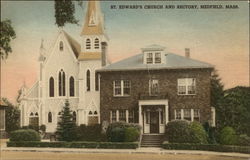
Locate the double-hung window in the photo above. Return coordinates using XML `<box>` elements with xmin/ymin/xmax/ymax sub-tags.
<box><xmin>175</xmin><ymin>109</ymin><xmax>181</xmax><ymax>119</ymax></box>
<box><xmin>194</xmin><ymin>109</ymin><xmax>200</xmax><ymax>122</ymax></box>
<box><xmin>155</xmin><ymin>52</ymin><xmax>161</xmax><ymax>63</ymax></box>
<box><xmin>146</xmin><ymin>53</ymin><xmax>153</xmax><ymax>64</ymax></box>
<box><xmin>113</xmin><ymin>80</ymin><xmax>131</xmax><ymax>96</ymax></box>
<box><xmin>177</xmin><ymin>78</ymin><xmax>196</xmax><ymax>95</ymax></box>
<box><xmin>119</xmin><ymin>110</ymin><xmax>126</xmax><ymax>122</ymax></box>
<box><xmin>149</xmin><ymin>79</ymin><xmax>159</xmax><ymax>95</ymax></box>
<box><xmin>184</xmin><ymin>109</ymin><xmax>191</xmax><ymax>121</ymax></box>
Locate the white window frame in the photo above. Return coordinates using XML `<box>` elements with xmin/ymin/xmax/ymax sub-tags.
<box><xmin>149</xmin><ymin>79</ymin><xmax>159</xmax><ymax>95</ymax></box>
<box><xmin>177</xmin><ymin>78</ymin><xmax>196</xmax><ymax>95</ymax></box>
<box><xmin>146</xmin><ymin>52</ymin><xmax>162</xmax><ymax>64</ymax></box>
<box><xmin>0</xmin><ymin>109</ymin><xmax>5</xmax><ymax>130</ymax></box>
<box><xmin>113</xmin><ymin>80</ymin><xmax>131</xmax><ymax>97</ymax></box>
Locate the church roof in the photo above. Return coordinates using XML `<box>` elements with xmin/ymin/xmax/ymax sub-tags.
<box><xmin>98</xmin><ymin>53</ymin><xmax>213</xmax><ymax>72</ymax></box>
<box><xmin>81</xmin><ymin>1</ymin><xmax>104</xmax><ymax>35</ymax></box>
<box><xmin>63</xmin><ymin>30</ymin><xmax>81</xmax><ymax>58</ymax></box>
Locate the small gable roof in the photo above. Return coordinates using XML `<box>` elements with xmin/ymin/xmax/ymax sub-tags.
<box><xmin>98</xmin><ymin>53</ymin><xmax>213</xmax><ymax>72</ymax></box>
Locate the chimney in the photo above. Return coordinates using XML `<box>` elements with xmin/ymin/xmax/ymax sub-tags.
<box><xmin>101</xmin><ymin>42</ymin><xmax>108</xmax><ymax>66</ymax></box>
<box><xmin>185</xmin><ymin>48</ymin><xmax>190</xmax><ymax>58</ymax></box>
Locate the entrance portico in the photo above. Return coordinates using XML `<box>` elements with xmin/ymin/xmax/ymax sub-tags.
<box><xmin>139</xmin><ymin>99</ymin><xmax>169</xmax><ymax>134</ymax></box>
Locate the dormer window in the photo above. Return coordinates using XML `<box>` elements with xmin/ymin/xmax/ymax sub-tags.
<box><xmin>146</xmin><ymin>53</ymin><xmax>153</xmax><ymax>64</ymax></box>
<box><xmin>59</xmin><ymin>41</ymin><xmax>63</xmax><ymax>51</ymax></box>
<box><xmin>146</xmin><ymin>52</ymin><xmax>162</xmax><ymax>64</ymax></box>
<box><xmin>155</xmin><ymin>52</ymin><xmax>161</xmax><ymax>63</ymax></box>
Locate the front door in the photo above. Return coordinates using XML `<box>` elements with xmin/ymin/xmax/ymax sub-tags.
<box><xmin>150</xmin><ymin>111</ymin><xmax>159</xmax><ymax>133</ymax></box>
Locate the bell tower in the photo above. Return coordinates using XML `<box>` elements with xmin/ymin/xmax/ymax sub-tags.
<box><xmin>79</xmin><ymin>0</ymin><xmax>108</xmax><ymax>61</ymax></box>
<box><xmin>77</xmin><ymin>0</ymin><xmax>108</xmax><ymax>125</ymax></box>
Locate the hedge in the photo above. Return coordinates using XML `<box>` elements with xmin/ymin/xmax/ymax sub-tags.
<box><xmin>7</xmin><ymin>141</ymin><xmax>139</xmax><ymax>149</ymax></box>
<box><xmin>10</xmin><ymin>129</ymin><xmax>41</xmax><ymax>142</ymax></box>
<box><xmin>162</xmin><ymin>142</ymin><xmax>250</xmax><ymax>154</ymax></box>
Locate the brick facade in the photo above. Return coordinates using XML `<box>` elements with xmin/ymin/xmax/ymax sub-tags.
<box><xmin>99</xmin><ymin>68</ymin><xmax>212</xmax><ymax>124</ymax></box>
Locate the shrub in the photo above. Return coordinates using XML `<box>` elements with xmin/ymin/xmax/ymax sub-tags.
<box><xmin>203</xmin><ymin>122</ymin><xmax>217</xmax><ymax>144</ymax></box>
<box><xmin>39</xmin><ymin>125</ymin><xmax>46</xmax><ymax>132</ymax></box>
<box><xmin>106</xmin><ymin>122</ymin><xmax>141</xmax><ymax>142</ymax></box>
<box><xmin>165</xmin><ymin>120</ymin><xmax>190</xmax><ymax>143</ymax></box>
<box><xmin>189</xmin><ymin>121</ymin><xmax>208</xmax><ymax>144</ymax></box>
<box><xmin>162</xmin><ymin>142</ymin><xmax>250</xmax><ymax>154</ymax></box>
<box><xmin>7</xmin><ymin>141</ymin><xmax>139</xmax><ymax>149</ymax></box>
<box><xmin>236</xmin><ymin>134</ymin><xmax>250</xmax><ymax>146</ymax></box>
<box><xmin>76</xmin><ymin>124</ymin><xmax>106</xmax><ymax>142</ymax></box>
<box><xmin>10</xmin><ymin>129</ymin><xmax>41</xmax><ymax>142</ymax></box>
<box><xmin>124</xmin><ymin>127</ymin><xmax>140</xmax><ymax>142</ymax></box>
<box><xmin>110</xmin><ymin>127</ymin><xmax>125</xmax><ymax>142</ymax></box>
<box><xmin>219</xmin><ymin>126</ymin><xmax>237</xmax><ymax>145</ymax></box>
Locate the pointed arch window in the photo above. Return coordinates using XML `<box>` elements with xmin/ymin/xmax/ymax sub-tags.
<box><xmin>86</xmin><ymin>70</ymin><xmax>90</xmax><ymax>91</ymax></box>
<box><xmin>59</xmin><ymin>41</ymin><xmax>63</xmax><ymax>51</ymax></box>
<box><xmin>59</xmin><ymin>69</ymin><xmax>66</xmax><ymax>96</ymax></box>
<box><xmin>48</xmin><ymin>112</ymin><xmax>52</xmax><ymax>123</ymax></box>
<box><xmin>94</xmin><ymin>38</ymin><xmax>99</xmax><ymax>49</ymax></box>
<box><xmin>72</xmin><ymin>111</ymin><xmax>77</xmax><ymax>122</ymax></box>
<box><xmin>49</xmin><ymin>77</ymin><xmax>54</xmax><ymax>97</ymax></box>
<box><xmin>69</xmin><ymin>76</ymin><xmax>75</xmax><ymax>97</ymax></box>
<box><xmin>86</xmin><ymin>39</ymin><xmax>91</xmax><ymax>50</ymax></box>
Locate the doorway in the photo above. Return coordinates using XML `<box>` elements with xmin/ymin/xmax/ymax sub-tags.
<box><xmin>150</xmin><ymin>111</ymin><xmax>159</xmax><ymax>133</ymax></box>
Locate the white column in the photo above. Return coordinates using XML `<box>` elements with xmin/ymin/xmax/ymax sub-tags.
<box><xmin>116</xmin><ymin>110</ymin><xmax>119</xmax><ymax>122</ymax></box>
<box><xmin>165</xmin><ymin>101</ymin><xmax>169</xmax><ymax>124</ymax></box>
<box><xmin>126</xmin><ymin>110</ymin><xmax>129</xmax><ymax>123</ymax></box>
<box><xmin>181</xmin><ymin>109</ymin><xmax>184</xmax><ymax>120</ymax></box>
<box><xmin>191</xmin><ymin>109</ymin><xmax>194</xmax><ymax>122</ymax></box>
<box><xmin>110</xmin><ymin>110</ymin><xmax>112</xmax><ymax>123</ymax></box>
<box><xmin>139</xmin><ymin>105</ymin><xmax>142</xmax><ymax>126</ymax></box>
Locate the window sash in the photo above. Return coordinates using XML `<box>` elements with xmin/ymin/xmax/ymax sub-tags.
<box><xmin>146</xmin><ymin>53</ymin><xmax>153</xmax><ymax>64</ymax></box>
<box><xmin>119</xmin><ymin>110</ymin><xmax>126</xmax><ymax>122</ymax></box>
<box><xmin>155</xmin><ymin>53</ymin><xmax>161</xmax><ymax>63</ymax></box>
<box><xmin>149</xmin><ymin>79</ymin><xmax>159</xmax><ymax>95</ymax></box>
<box><xmin>128</xmin><ymin>110</ymin><xmax>134</xmax><ymax>123</ymax></box>
<box><xmin>113</xmin><ymin>80</ymin><xmax>130</xmax><ymax>96</ymax></box>
<box><xmin>183</xmin><ymin>109</ymin><xmax>191</xmax><ymax>121</ymax></box>
<box><xmin>178</xmin><ymin>78</ymin><xmax>196</xmax><ymax>95</ymax></box>
<box><xmin>194</xmin><ymin>109</ymin><xmax>200</xmax><ymax>121</ymax></box>
<box><xmin>175</xmin><ymin>109</ymin><xmax>181</xmax><ymax>119</ymax></box>
<box><xmin>111</xmin><ymin>110</ymin><xmax>117</xmax><ymax>122</ymax></box>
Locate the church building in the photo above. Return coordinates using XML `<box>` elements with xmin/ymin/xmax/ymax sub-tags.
<box><xmin>19</xmin><ymin>1</ymin><xmax>215</xmax><ymax>134</ymax></box>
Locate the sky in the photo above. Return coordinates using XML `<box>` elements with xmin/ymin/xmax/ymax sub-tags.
<box><xmin>1</xmin><ymin>1</ymin><xmax>249</xmax><ymax>103</ymax></box>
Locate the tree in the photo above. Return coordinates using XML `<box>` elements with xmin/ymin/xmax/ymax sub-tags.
<box><xmin>0</xmin><ymin>19</ymin><xmax>16</xmax><ymax>59</ymax></box>
<box><xmin>210</xmin><ymin>69</ymin><xmax>224</xmax><ymax>128</ymax></box>
<box><xmin>56</xmin><ymin>100</ymin><xmax>77</xmax><ymax>141</ymax></box>
<box><xmin>54</xmin><ymin>0</ymin><xmax>79</xmax><ymax>27</ymax></box>
<box><xmin>1</xmin><ymin>98</ymin><xmax>20</xmax><ymax>133</ymax></box>
<box><xmin>219</xmin><ymin>86</ymin><xmax>250</xmax><ymax>136</ymax></box>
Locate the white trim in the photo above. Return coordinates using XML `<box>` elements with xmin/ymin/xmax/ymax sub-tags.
<box><xmin>126</xmin><ymin>110</ymin><xmax>129</xmax><ymax>123</ymax></box>
<box><xmin>191</xmin><ymin>109</ymin><xmax>194</xmax><ymax>121</ymax></box>
<box><xmin>177</xmin><ymin>78</ymin><xmax>196</xmax><ymax>95</ymax></box>
<box><xmin>116</xmin><ymin>110</ymin><xmax>119</xmax><ymax>122</ymax></box>
<box><xmin>181</xmin><ymin>109</ymin><xmax>184</xmax><ymax>120</ymax></box>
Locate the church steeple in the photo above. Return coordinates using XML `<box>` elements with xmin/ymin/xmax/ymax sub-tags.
<box><xmin>81</xmin><ymin>0</ymin><xmax>104</xmax><ymax>36</ymax></box>
<box><xmin>79</xmin><ymin>0</ymin><xmax>108</xmax><ymax>61</ymax></box>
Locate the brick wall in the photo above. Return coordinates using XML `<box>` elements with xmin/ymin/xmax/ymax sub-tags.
<box><xmin>99</xmin><ymin>68</ymin><xmax>212</xmax><ymax>124</ymax></box>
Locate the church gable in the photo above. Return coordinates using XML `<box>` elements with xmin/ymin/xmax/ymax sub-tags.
<box><xmin>44</xmin><ymin>30</ymin><xmax>80</xmax><ymax>68</ymax></box>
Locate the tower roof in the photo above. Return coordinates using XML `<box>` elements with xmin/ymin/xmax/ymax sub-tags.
<box><xmin>81</xmin><ymin>1</ymin><xmax>104</xmax><ymax>35</ymax></box>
